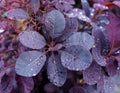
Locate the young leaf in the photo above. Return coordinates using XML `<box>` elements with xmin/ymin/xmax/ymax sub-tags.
<box><xmin>60</xmin><ymin>45</ymin><xmax>92</xmax><ymax>71</ymax></box>
<box><xmin>5</xmin><ymin>8</ymin><xmax>29</xmax><ymax>21</ymax></box>
<box><xmin>44</xmin><ymin>10</ymin><xmax>65</xmax><ymax>38</ymax></box>
<box><xmin>47</xmin><ymin>54</ymin><xmax>67</xmax><ymax>87</ymax></box>
<box><xmin>19</xmin><ymin>31</ymin><xmax>46</xmax><ymax>49</ymax></box>
<box><xmin>64</xmin><ymin>32</ymin><xmax>95</xmax><ymax>50</ymax></box>
<box><xmin>15</xmin><ymin>51</ymin><xmax>46</xmax><ymax>77</ymax></box>
<box><xmin>83</xmin><ymin>62</ymin><xmax>102</xmax><ymax>85</ymax></box>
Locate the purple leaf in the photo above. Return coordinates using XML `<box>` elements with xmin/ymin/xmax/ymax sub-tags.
<box><xmin>44</xmin><ymin>83</ymin><xmax>58</xmax><ymax>93</ymax></box>
<box><xmin>55</xmin><ymin>1</ymin><xmax>74</xmax><ymax>12</ymax></box>
<box><xmin>83</xmin><ymin>62</ymin><xmax>103</xmax><ymax>85</ymax></box>
<box><xmin>18</xmin><ymin>76</ymin><xmax>34</xmax><ymax>93</ymax></box>
<box><xmin>106</xmin><ymin>61</ymin><xmax>117</xmax><ymax>76</ymax></box>
<box><xmin>44</xmin><ymin>10</ymin><xmax>65</xmax><ymax>38</ymax></box>
<box><xmin>97</xmin><ymin>76</ymin><xmax>115</xmax><ymax>93</ymax></box>
<box><xmin>15</xmin><ymin>51</ymin><xmax>46</xmax><ymax>77</ymax></box>
<box><xmin>81</xmin><ymin>0</ymin><xmax>91</xmax><ymax>16</ymax></box>
<box><xmin>64</xmin><ymin>32</ymin><xmax>95</xmax><ymax>50</ymax></box>
<box><xmin>0</xmin><ymin>61</ymin><xmax>5</xmax><ymax>83</ymax></box>
<box><xmin>47</xmin><ymin>54</ymin><xmax>67</xmax><ymax>87</ymax></box>
<box><xmin>59</xmin><ymin>18</ymin><xmax>78</xmax><ymax>41</ymax></box>
<box><xmin>92</xmin><ymin>28</ymin><xmax>110</xmax><ymax>66</ymax></box>
<box><xmin>5</xmin><ymin>8</ymin><xmax>29</xmax><ymax>21</ymax></box>
<box><xmin>60</xmin><ymin>45</ymin><xmax>92</xmax><ymax>71</ymax></box>
<box><xmin>30</xmin><ymin>0</ymin><xmax>40</xmax><ymax>13</ymax></box>
<box><xmin>19</xmin><ymin>31</ymin><xmax>46</xmax><ymax>49</ymax></box>
<box><xmin>1</xmin><ymin>72</ymin><xmax>15</xmax><ymax>93</ymax></box>
<box><xmin>65</xmin><ymin>8</ymin><xmax>92</xmax><ymax>24</ymax></box>
<box><xmin>0</xmin><ymin>0</ymin><xmax>5</xmax><ymax>7</ymax></box>
<box><xmin>69</xmin><ymin>86</ymin><xmax>87</xmax><ymax>93</ymax></box>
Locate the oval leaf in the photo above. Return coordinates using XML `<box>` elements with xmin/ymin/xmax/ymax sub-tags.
<box><xmin>15</xmin><ymin>51</ymin><xmax>46</xmax><ymax>77</ymax></box>
<box><xmin>83</xmin><ymin>62</ymin><xmax>102</xmax><ymax>85</ymax></box>
<box><xmin>61</xmin><ymin>45</ymin><xmax>92</xmax><ymax>71</ymax></box>
<box><xmin>19</xmin><ymin>31</ymin><xmax>46</xmax><ymax>49</ymax></box>
<box><xmin>64</xmin><ymin>32</ymin><xmax>95</xmax><ymax>50</ymax></box>
<box><xmin>97</xmin><ymin>76</ymin><xmax>115</xmax><ymax>93</ymax></box>
<box><xmin>59</xmin><ymin>18</ymin><xmax>78</xmax><ymax>41</ymax></box>
<box><xmin>5</xmin><ymin>8</ymin><xmax>29</xmax><ymax>21</ymax></box>
<box><xmin>92</xmin><ymin>28</ymin><xmax>109</xmax><ymax>66</ymax></box>
<box><xmin>47</xmin><ymin>54</ymin><xmax>67</xmax><ymax>87</ymax></box>
<box><xmin>44</xmin><ymin>10</ymin><xmax>65</xmax><ymax>38</ymax></box>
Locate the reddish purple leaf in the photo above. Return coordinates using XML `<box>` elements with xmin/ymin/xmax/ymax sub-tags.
<box><xmin>107</xmin><ymin>13</ymin><xmax>120</xmax><ymax>53</ymax></box>
<box><xmin>18</xmin><ymin>77</ymin><xmax>34</xmax><ymax>93</ymax></box>
<box><xmin>106</xmin><ymin>60</ymin><xmax>117</xmax><ymax>76</ymax></box>
<box><xmin>69</xmin><ymin>86</ymin><xmax>87</xmax><ymax>93</ymax></box>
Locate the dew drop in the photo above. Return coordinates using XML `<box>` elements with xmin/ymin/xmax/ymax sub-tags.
<box><xmin>31</xmin><ymin>68</ymin><xmax>33</xmax><ymax>71</ymax></box>
<box><xmin>0</xmin><ymin>29</ymin><xmax>4</xmax><ymax>33</ymax></box>
<box><xmin>33</xmin><ymin>73</ymin><xmax>36</xmax><ymax>76</ymax></box>
<box><xmin>30</xmin><ymin>59</ymin><xmax>32</xmax><ymax>61</ymax></box>
<box><xmin>37</xmin><ymin>62</ymin><xmax>41</xmax><ymax>66</ymax></box>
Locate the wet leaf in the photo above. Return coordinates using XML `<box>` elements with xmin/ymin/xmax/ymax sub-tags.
<box><xmin>19</xmin><ymin>31</ymin><xmax>46</xmax><ymax>49</ymax></box>
<box><xmin>83</xmin><ymin>62</ymin><xmax>102</xmax><ymax>85</ymax></box>
<box><xmin>47</xmin><ymin>54</ymin><xmax>67</xmax><ymax>87</ymax></box>
<box><xmin>92</xmin><ymin>28</ymin><xmax>110</xmax><ymax>66</ymax></box>
<box><xmin>5</xmin><ymin>8</ymin><xmax>29</xmax><ymax>21</ymax></box>
<box><xmin>97</xmin><ymin>76</ymin><xmax>115</xmax><ymax>93</ymax></box>
<box><xmin>64</xmin><ymin>32</ymin><xmax>95</xmax><ymax>50</ymax></box>
<box><xmin>59</xmin><ymin>18</ymin><xmax>78</xmax><ymax>41</ymax></box>
<box><xmin>15</xmin><ymin>51</ymin><xmax>46</xmax><ymax>77</ymax></box>
<box><xmin>44</xmin><ymin>10</ymin><xmax>65</xmax><ymax>38</ymax></box>
<box><xmin>61</xmin><ymin>45</ymin><xmax>92</xmax><ymax>71</ymax></box>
